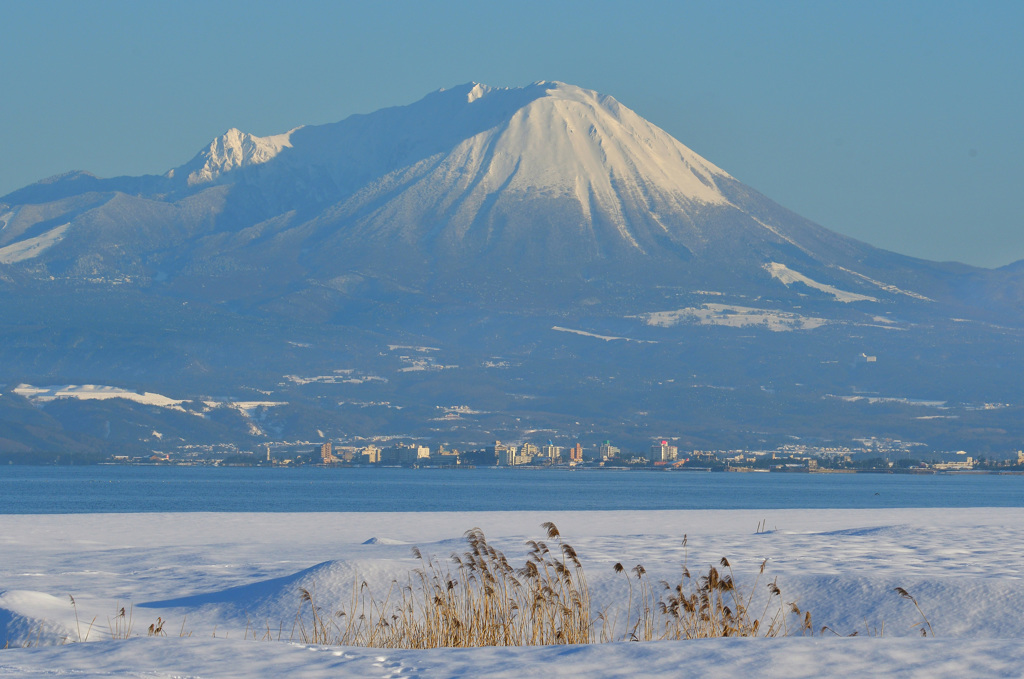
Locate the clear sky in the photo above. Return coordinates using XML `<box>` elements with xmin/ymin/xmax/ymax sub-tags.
<box><xmin>1</xmin><ymin>0</ymin><xmax>1020</xmax><ymax>267</ymax></box>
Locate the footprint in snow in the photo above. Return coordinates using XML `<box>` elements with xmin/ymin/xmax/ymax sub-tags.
<box><xmin>372</xmin><ymin>654</ymin><xmax>420</xmax><ymax>678</ymax></box>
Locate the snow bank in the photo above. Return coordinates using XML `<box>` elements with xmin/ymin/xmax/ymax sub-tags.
<box><xmin>1</xmin><ymin>509</ymin><xmax>1022</xmax><ymax>676</ymax></box>
<box><xmin>4</xmin><ymin>635</ymin><xmax>1024</xmax><ymax>678</ymax></box>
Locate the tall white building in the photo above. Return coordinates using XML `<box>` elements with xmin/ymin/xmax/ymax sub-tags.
<box><xmin>650</xmin><ymin>440</ymin><xmax>678</xmax><ymax>462</ymax></box>
<box><xmin>514</xmin><ymin>443</ymin><xmax>538</xmax><ymax>466</ymax></box>
<box><xmin>542</xmin><ymin>444</ymin><xmax>562</xmax><ymax>463</ymax></box>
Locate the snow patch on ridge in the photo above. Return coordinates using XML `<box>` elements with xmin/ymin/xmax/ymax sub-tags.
<box><xmin>285</xmin><ymin>370</ymin><xmax>387</xmax><ymax>385</ymax></box>
<box><xmin>765</xmin><ymin>262</ymin><xmax>877</xmax><ymax>303</ymax></box>
<box><xmin>12</xmin><ymin>385</ymin><xmax>289</xmax><ymax>431</ymax></box>
<box><xmin>465</xmin><ymin>83</ymin><xmax>489</xmax><ymax>103</ymax></box>
<box><xmin>14</xmin><ymin>383</ymin><xmax>185</xmax><ymax>409</ymax></box>
<box><xmin>221</xmin><ymin>401</ymin><xmax>287</xmax><ymax>437</ymax></box>
<box><xmin>552</xmin><ymin>326</ymin><xmax>657</xmax><ymax>343</ymax></box>
<box><xmin>744</xmin><ymin>215</ymin><xmax>811</xmax><ymax>255</ymax></box>
<box><xmin>642</xmin><ymin>304</ymin><xmax>829</xmax><ymax>332</ymax></box>
<box><xmin>0</xmin><ymin>223</ymin><xmax>70</xmax><ymax>263</ymax></box>
<box><xmin>827</xmin><ymin>394</ymin><xmax>947</xmax><ymax>407</ymax></box>
<box><xmin>833</xmin><ymin>266</ymin><xmax>933</xmax><ymax>302</ymax></box>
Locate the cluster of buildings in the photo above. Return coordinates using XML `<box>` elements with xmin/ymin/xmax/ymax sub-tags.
<box><xmin>124</xmin><ymin>436</ymin><xmax>1024</xmax><ymax>472</ymax></box>
<box><xmin>317</xmin><ymin>441</ymin><xmax>432</xmax><ymax>465</ymax></box>
<box><xmin>309</xmin><ymin>439</ymin><xmax>689</xmax><ymax>467</ymax></box>
<box><xmin>303</xmin><ymin>442</ymin><xmax>1024</xmax><ymax>474</ymax></box>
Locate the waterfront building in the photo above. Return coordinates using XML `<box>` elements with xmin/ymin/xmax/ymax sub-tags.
<box><xmin>650</xmin><ymin>440</ymin><xmax>678</xmax><ymax>462</ymax></box>
<box><xmin>381</xmin><ymin>443</ymin><xmax>421</xmax><ymax>465</ymax></box>
<box><xmin>542</xmin><ymin>444</ymin><xmax>562</xmax><ymax>464</ymax></box>
<box><xmin>499</xmin><ymin>446</ymin><xmax>519</xmax><ymax>466</ymax></box>
<box><xmin>361</xmin><ymin>445</ymin><xmax>381</xmax><ymax>464</ymax></box>
<box><xmin>512</xmin><ymin>447</ymin><xmax>534</xmax><ymax>466</ymax></box>
<box><xmin>434</xmin><ymin>445</ymin><xmax>459</xmax><ymax>463</ymax></box>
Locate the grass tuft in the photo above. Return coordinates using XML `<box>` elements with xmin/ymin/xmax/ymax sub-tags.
<box><xmin>295</xmin><ymin>522</ymin><xmax>837</xmax><ymax>648</ymax></box>
<box><xmin>895</xmin><ymin>587</ymin><xmax>934</xmax><ymax>637</ymax></box>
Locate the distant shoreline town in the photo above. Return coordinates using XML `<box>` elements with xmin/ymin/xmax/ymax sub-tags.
<box><xmin>109</xmin><ymin>438</ymin><xmax>1024</xmax><ymax>474</ymax></box>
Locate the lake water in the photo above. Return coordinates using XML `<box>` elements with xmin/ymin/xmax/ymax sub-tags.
<box><xmin>1</xmin><ymin>466</ymin><xmax>1022</xmax><ymax>513</ymax></box>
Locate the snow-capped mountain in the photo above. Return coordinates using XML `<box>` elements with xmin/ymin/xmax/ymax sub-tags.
<box><xmin>1</xmin><ymin>82</ymin><xmax>1021</xmax><ymax>457</ymax></box>
<box><xmin>0</xmin><ymin>81</ymin><xmax>999</xmax><ymax>310</ymax></box>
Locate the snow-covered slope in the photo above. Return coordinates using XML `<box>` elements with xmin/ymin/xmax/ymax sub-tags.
<box><xmin>0</xmin><ymin>80</ymin><xmax>999</xmax><ymax>313</ymax></box>
<box><xmin>154</xmin><ymin>82</ymin><xmax>738</xmax><ymax>263</ymax></box>
<box><xmin>765</xmin><ymin>262</ymin><xmax>878</xmax><ymax>303</ymax></box>
<box><xmin>304</xmin><ymin>81</ymin><xmax>737</xmax><ymax>263</ymax></box>
<box><xmin>408</xmin><ymin>81</ymin><xmax>733</xmax><ymax>217</ymax></box>
<box><xmin>0</xmin><ymin>223</ymin><xmax>70</xmax><ymax>263</ymax></box>
<box><xmin>1</xmin><ymin>81</ymin><xmax>1021</xmax><ymax>453</ymax></box>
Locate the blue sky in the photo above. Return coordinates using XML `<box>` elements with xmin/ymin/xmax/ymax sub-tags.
<box><xmin>1</xmin><ymin>0</ymin><xmax>1020</xmax><ymax>267</ymax></box>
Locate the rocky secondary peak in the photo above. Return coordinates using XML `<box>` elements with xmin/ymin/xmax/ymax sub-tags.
<box><xmin>179</xmin><ymin>126</ymin><xmax>300</xmax><ymax>186</ymax></box>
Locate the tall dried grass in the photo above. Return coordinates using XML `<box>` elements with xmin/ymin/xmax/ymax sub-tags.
<box><xmin>296</xmin><ymin>522</ymin><xmax>594</xmax><ymax>648</ymax></box>
<box><xmin>295</xmin><ymin>522</ymin><xmax>823</xmax><ymax>648</ymax></box>
<box><xmin>894</xmin><ymin>587</ymin><xmax>934</xmax><ymax>637</ymax></box>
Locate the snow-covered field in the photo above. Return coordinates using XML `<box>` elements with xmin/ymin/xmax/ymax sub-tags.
<box><xmin>2</xmin><ymin>509</ymin><xmax>1023</xmax><ymax>677</ymax></box>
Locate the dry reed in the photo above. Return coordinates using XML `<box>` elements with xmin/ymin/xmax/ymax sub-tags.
<box><xmin>894</xmin><ymin>587</ymin><xmax>934</xmax><ymax>637</ymax></box>
<box><xmin>296</xmin><ymin>522</ymin><xmax>823</xmax><ymax>648</ymax></box>
<box><xmin>107</xmin><ymin>604</ymin><xmax>134</xmax><ymax>640</ymax></box>
<box><xmin>296</xmin><ymin>522</ymin><xmax>594</xmax><ymax>648</ymax></box>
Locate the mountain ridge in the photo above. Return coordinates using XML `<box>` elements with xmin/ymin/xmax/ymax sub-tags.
<box><xmin>0</xmin><ymin>82</ymin><xmax>984</xmax><ymax>311</ymax></box>
<box><xmin>1</xmin><ymin>81</ymin><xmax>1022</xmax><ymax>456</ymax></box>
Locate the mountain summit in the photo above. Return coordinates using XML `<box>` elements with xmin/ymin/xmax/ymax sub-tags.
<box><xmin>308</xmin><ymin>81</ymin><xmax>735</xmax><ymax>269</ymax></box>
<box><xmin>174</xmin><ymin>126</ymin><xmax>299</xmax><ymax>186</ymax></box>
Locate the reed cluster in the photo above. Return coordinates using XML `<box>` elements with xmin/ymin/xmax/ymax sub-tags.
<box><xmin>656</xmin><ymin>557</ymin><xmax>809</xmax><ymax>639</ymax></box>
<box><xmin>295</xmin><ymin>522</ymin><xmax>820</xmax><ymax>648</ymax></box>
<box><xmin>297</xmin><ymin>522</ymin><xmax>594</xmax><ymax>648</ymax></box>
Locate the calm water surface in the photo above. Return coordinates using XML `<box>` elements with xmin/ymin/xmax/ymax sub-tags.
<box><xmin>1</xmin><ymin>466</ymin><xmax>1022</xmax><ymax>513</ymax></box>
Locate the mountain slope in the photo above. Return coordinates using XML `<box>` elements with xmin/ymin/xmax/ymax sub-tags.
<box><xmin>1</xmin><ymin>81</ymin><xmax>1022</xmax><ymax>454</ymax></box>
<box><xmin>0</xmin><ymin>81</ymin><xmax>1006</xmax><ymax>315</ymax></box>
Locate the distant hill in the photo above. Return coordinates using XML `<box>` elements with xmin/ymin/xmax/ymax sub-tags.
<box><xmin>1</xmin><ymin>82</ymin><xmax>1021</xmax><ymax>458</ymax></box>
